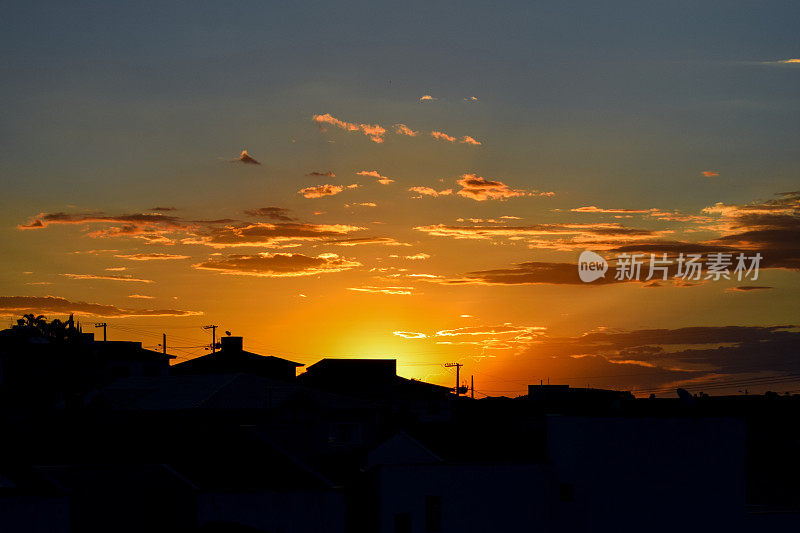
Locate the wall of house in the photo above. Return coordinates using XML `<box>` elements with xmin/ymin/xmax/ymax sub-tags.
<box><xmin>546</xmin><ymin>416</ymin><xmax>746</xmax><ymax>533</ymax></box>
<box><xmin>0</xmin><ymin>496</ymin><xmax>70</xmax><ymax>533</ymax></box>
<box><xmin>377</xmin><ymin>463</ymin><xmax>551</xmax><ymax>533</ymax></box>
<box><xmin>197</xmin><ymin>490</ymin><xmax>346</xmax><ymax>533</ymax></box>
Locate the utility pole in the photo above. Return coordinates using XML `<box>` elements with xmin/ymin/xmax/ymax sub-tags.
<box><xmin>204</xmin><ymin>325</ymin><xmax>218</xmax><ymax>353</ymax></box>
<box><xmin>162</xmin><ymin>333</ymin><xmax>166</xmax><ymax>355</ymax></box>
<box><xmin>444</xmin><ymin>362</ymin><xmax>463</xmax><ymax>396</ymax></box>
<box><xmin>94</xmin><ymin>322</ymin><xmax>107</xmax><ymax>341</ymax></box>
<box><xmin>471</xmin><ymin>375</ymin><xmax>474</xmax><ymax>399</ymax></box>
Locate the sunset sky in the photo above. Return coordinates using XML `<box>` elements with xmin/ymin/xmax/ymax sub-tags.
<box><xmin>1</xmin><ymin>2</ymin><xmax>799</xmax><ymax>396</ymax></box>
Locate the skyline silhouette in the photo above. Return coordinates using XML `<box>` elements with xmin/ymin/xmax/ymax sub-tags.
<box><xmin>1</xmin><ymin>2</ymin><xmax>799</xmax><ymax>530</ymax></box>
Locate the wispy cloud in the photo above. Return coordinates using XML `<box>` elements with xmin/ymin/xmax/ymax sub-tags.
<box><xmin>409</xmin><ymin>186</ymin><xmax>453</xmax><ymax>198</ymax></box>
<box><xmin>307</xmin><ymin>170</ymin><xmax>336</xmax><ymax>177</ymax></box>
<box><xmin>347</xmin><ymin>286</ymin><xmax>414</xmax><ymax>295</ymax></box>
<box><xmin>330</xmin><ymin>236</ymin><xmax>411</xmax><ymax>247</ymax></box>
<box><xmin>415</xmin><ymin>222</ymin><xmax>668</xmax><ymax>251</ymax></box>
<box><xmin>419</xmin><ymin>95</ymin><xmax>437</xmax><ymax>101</ymax></box>
<box><xmin>571</xmin><ymin>206</ymin><xmax>652</xmax><ymax>214</ymax></box>
<box><xmin>243</xmin><ymin>207</ymin><xmax>296</xmax><ymax>221</ymax></box>
<box><xmin>431</xmin><ymin>131</ymin><xmax>482</xmax><ymax>145</ymax></box>
<box><xmin>312</xmin><ymin>113</ymin><xmax>387</xmax><ymax>143</ymax></box>
<box><xmin>62</xmin><ymin>273</ymin><xmax>154</xmax><ymax>283</ymax></box>
<box><xmin>701</xmin><ymin>171</ymin><xmax>720</xmax><ymax>177</ymax></box>
<box><xmin>393</xmin><ymin>331</ymin><xmax>427</xmax><ymax>339</ymax></box>
<box><xmin>727</xmin><ymin>286</ymin><xmax>773</xmax><ymax>292</ymax></box>
<box><xmin>0</xmin><ymin>296</ymin><xmax>201</xmax><ymax>317</ymax></box>
<box><xmin>761</xmin><ymin>58</ymin><xmax>800</xmax><ymax>65</ymax></box>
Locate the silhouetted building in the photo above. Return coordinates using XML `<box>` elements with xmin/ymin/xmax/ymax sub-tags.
<box><xmin>0</xmin><ymin>330</ymin><xmax>172</xmax><ymax>410</ymax></box>
<box><xmin>171</xmin><ymin>336</ymin><xmax>303</xmax><ymax>381</ymax></box>
<box><xmin>527</xmin><ymin>384</ymin><xmax>634</xmax><ymax>413</ymax></box>
<box><xmin>299</xmin><ymin>358</ymin><xmax>454</xmax><ymax>422</ymax></box>
<box><xmin>89</xmin><ymin>339</ymin><xmax>174</xmax><ymax>380</ymax></box>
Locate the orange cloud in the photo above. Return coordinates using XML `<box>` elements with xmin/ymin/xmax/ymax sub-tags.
<box><xmin>456</xmin><ymin>174</ymin><xmax>527</xmax><ymax>201</ymax></box>
<box><xmin>701</xmin><ymin>171</ymin><xmax>720</xmax><ymax>177</ymax></box>
<box><xmin>114</xmin><ymin>253</ymin><xmax>190</xmax><ymax>261</ymax></box>
<box><xmin>435</xmin><ymin>325</ymin><xmax>546</xmax><ymax>337</ymax></box>
<box><xmin>393</xmin><ymin>124</ymin><xmax>419</xmax><ymax>137</ymax></box>
<box><xmin>347</xmin><ymin>286</ymin><xmax>414</xmax><ymax>295</ymax></box>
<box><xmin>393</xmin><ymin>331</ymin><xmax>427</xmax><ymax>339</ymax></box>
<box><xmin>312</xmin><ymin>113</ymin><xmax>386</xmax><ymax>143</ymax></box>
<box><xmin>61</xmin><ymin>273</ymin><xmax>154</xmax><ymax>283</ymax></box>
<box><xmin>460</xmin><ymin>136</ymin><xmax>482</xmax><ymax>145</ymax></box>
<box><xmin>409</xmin><ymin>186</ymin><xmax>453</xmax><ymax>198</ymax></box>
<box><xmin>431</xmin><ymin>131</ymin><xmax>456</xmax><ymax>142</ymax></box>
<box><xmin>299</xmin><ymin>184</ymin><xmax>344</xmax><ymax>198</ymax></box>
<box><xmin>415</xmin><ymin>223</ymin><xmax>668</xmax><ymax>251</ymax></box>
<box><xmin>193</xmin><ymin>252</ymin><xmax>360</xmax><ymax>277</ymax></box>
<box><xmin>358</xmin><ymin>170</ymin><xmax>395</xmax><ymax>185</ymax></box>
<box><xmin>419</xmin><ymin>95</ymin><xmax>436</xmax><ymax>101</ymax></box>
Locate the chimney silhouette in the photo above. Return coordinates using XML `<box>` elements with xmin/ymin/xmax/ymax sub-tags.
<box><xmin>220</xmin><ymin>336</ymin><xmax>243</xmax><ymax>352</ymax></box>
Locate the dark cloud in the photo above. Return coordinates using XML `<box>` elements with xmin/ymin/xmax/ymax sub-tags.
<box><xmin>429</xmin><ymin>261</ymin><xmax>626</xmax><ymax>286</ymax></box>
<box><xmin>617</xmin><ymin>191</ymin><xmax>800</xmax><ymax>269</ymax></box>
<box><xmin>517</xmin><ymin>325</ymin><xmax>800</xmax><ymax>393</ymax></box>
<box><xmin>306</xmin><ymin>171</ymin><xmax>336</xmax><ymax>178</ymax></box>
<box><xmin>17</xmin><ymin>212</ymin><xmax>190</xmax><ymax>243</ymax></box>
<box><xmin>114</xmin><ymin>253</ymin><xmax>190</xmax><ymax>261</ymax></box>
<box><xmin>243</xmin><ymin>207</ymin><xmax>296</xmax><ymax>222</ymax></box>
<box><xmin>0</xmin><ymin>296</ymin><xmax>201</xmax><ymax>317</ymax></box>
<box><xmin>233</xmin><ymin>149</ymin><xmax>261</xmax><ymax>165</ymax></box>
<box><xmin>18</xmin><ymin>212</ymin><xmax>185</xmax><ymax>230</ymax></box>
<box><xmin>193</xmin><ymin>252</ymin><xmax>360</xmax><ymax>277</ymax></box>
<box><xmin>151</xmin><ymin>207</ymin><xmax>177</xmax><ymax>212</ymax></box>
<box><xmin>330</xmin><ymin>236</ymin><xmax>411</xmax><ymax>247</ymax></box>
<box><xmin>184</xmin><ymin>222</ymin><xmax>364</xmax><ymax>248</ymax></box>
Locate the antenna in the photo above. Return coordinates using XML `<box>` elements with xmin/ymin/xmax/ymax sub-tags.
<box><xmin>203</xmin><ymin>325</ymin><xmax>218</xmax><ymax>353</ymax></box>
<box><xmin>444</xmin><ymin>362</ymin><xmax>463</xmax><ymax>396</ymax></box>
<box><xmin>94</xmin><ymin>322</ymin><xmax>107</xmax><ymax>342</ymax></box>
